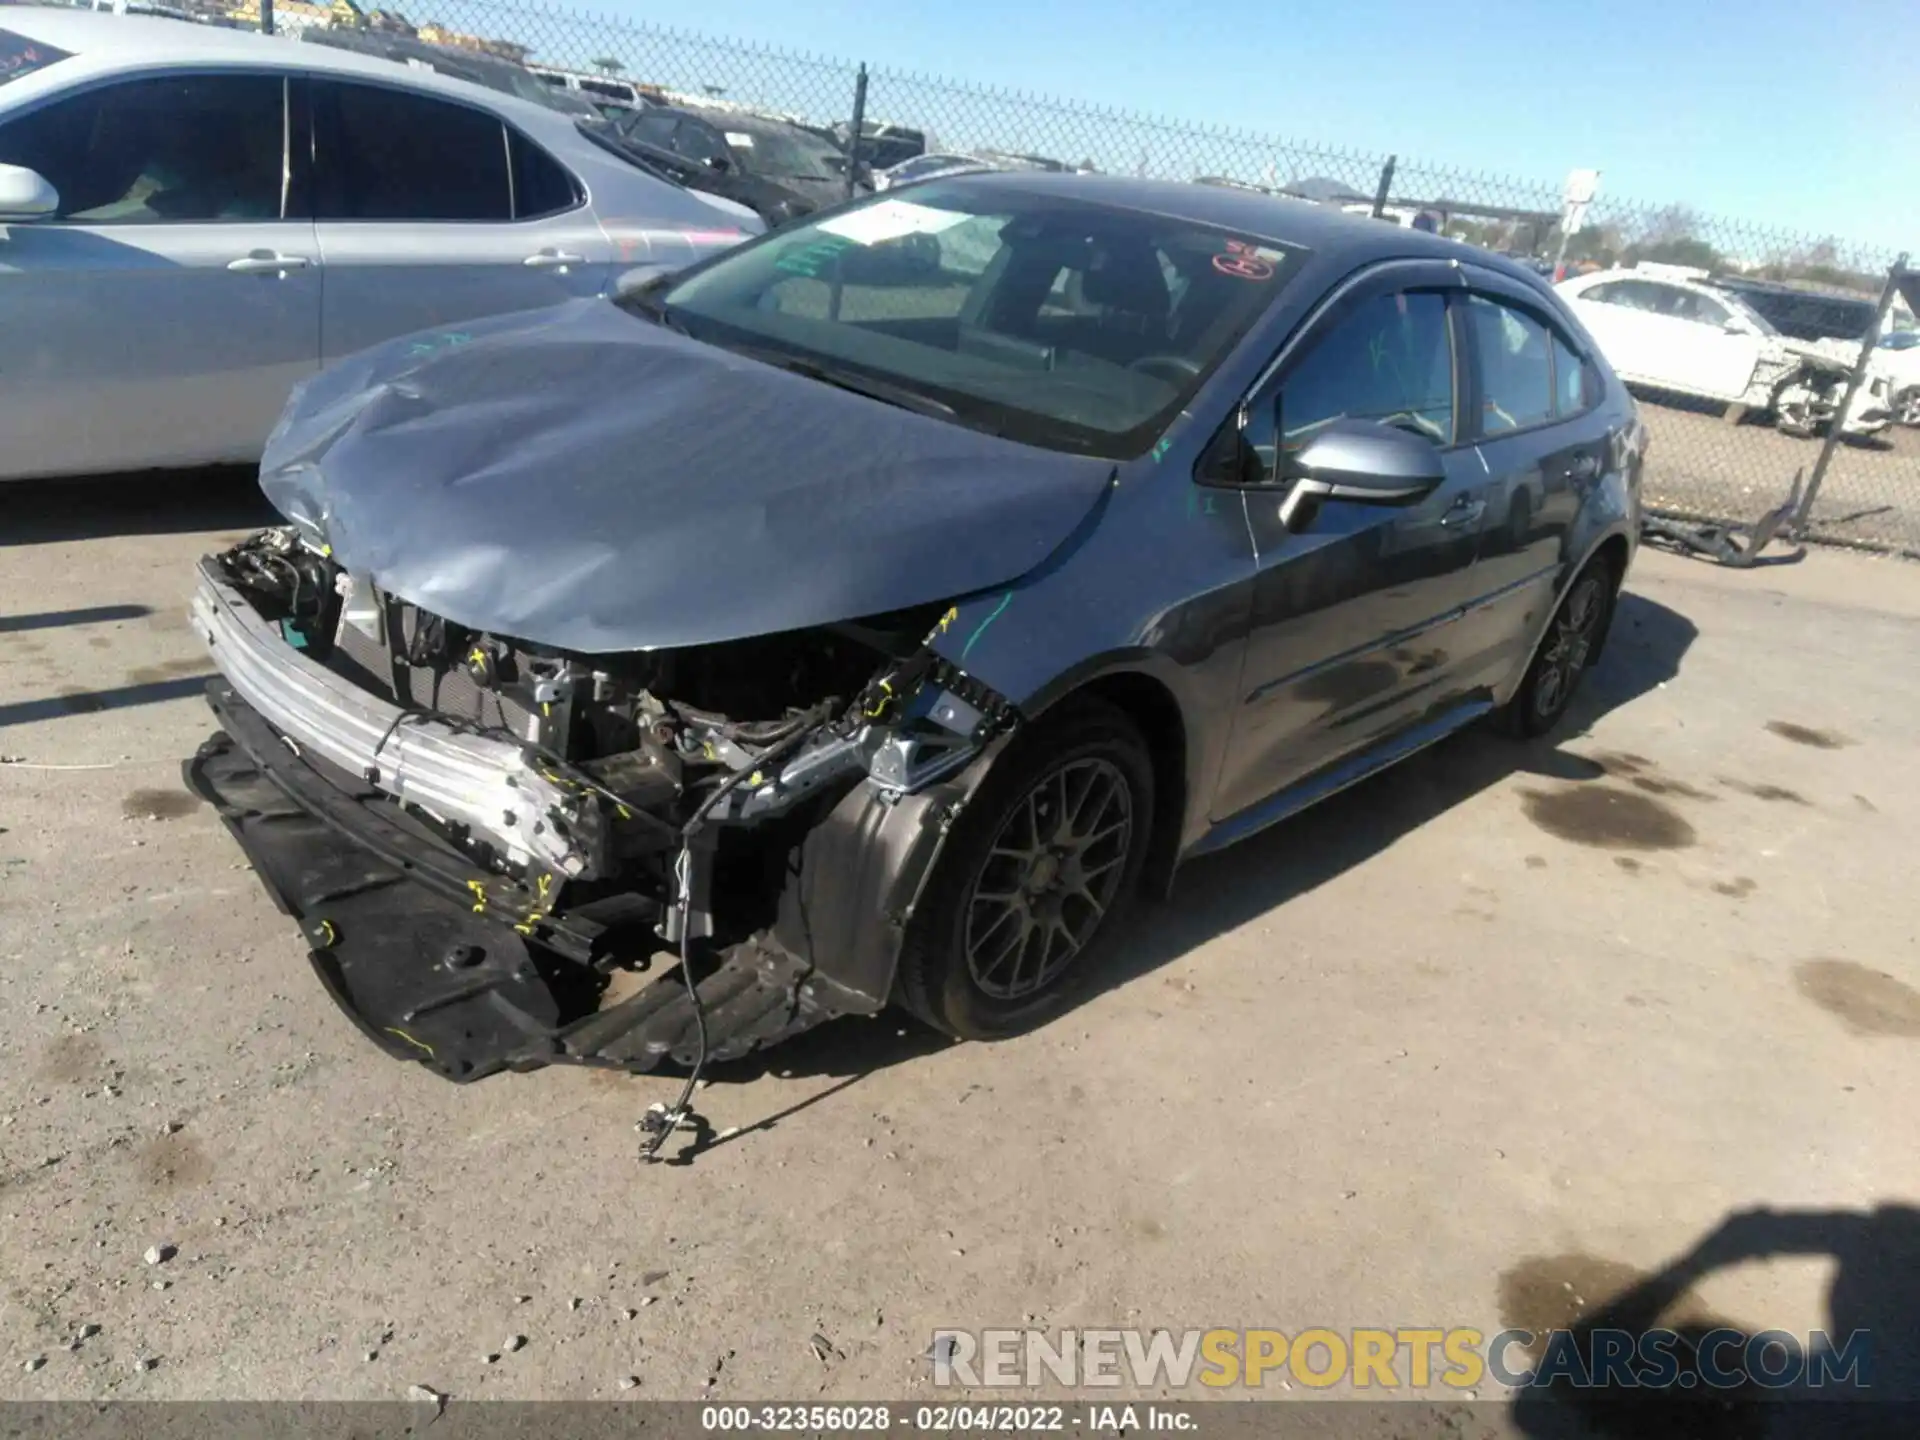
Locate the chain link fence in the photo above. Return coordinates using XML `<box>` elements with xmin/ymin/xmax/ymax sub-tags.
<box><xmin>257</xmin><ymin>0</ymin><xmax>1920</xmax><ymax>556</ymax></box>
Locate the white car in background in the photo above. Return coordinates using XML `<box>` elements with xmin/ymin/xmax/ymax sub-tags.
<box><xmin>0</xmin><ymin>8</ymin><xmax>760</xmax><ymax>482</ymax></box>
<box><xmin>1874</xmin><ymin>330</ymin><xmax>1920</xmax><ymax>426</ymax></box>
<box><xmin>1557</xmin><ymin>266</ymin><xmax>1891</xmax><ymax>438</ymax></box>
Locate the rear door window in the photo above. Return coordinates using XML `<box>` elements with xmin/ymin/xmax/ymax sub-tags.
<box><xmin>315</xmin><ymin>81</ymin><xmax>510</xmax><ymax>222</ymax></box>
<box><xmin>1465</xmin><ymin>295</ymin><xmax>1554</xmax><ymax>433</ymax></box>
<box><xmin>0</xmin><ymin>73</ymin><xmax>284</xmax><ymax>222</ymax></box>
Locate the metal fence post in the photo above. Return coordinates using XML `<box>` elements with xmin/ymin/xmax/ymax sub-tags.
<box><xmin>1370</xmin><ymin>155</ymin><xmax>1396</xmax><ymax>219</ymax></box>
<box><xmin>1793</xmin><ymin>251</ymin><xmax>1910</xmax><ymax>538</ymax></box>
<box><xmin>844</xmin><ymin>63</ymin><xmax>868</xmax><ymax>201</ymax></box>
<box><xmin>261</xmin><ymin>0</ymin><xmax>274</xmax><ymax>34</ymax></box>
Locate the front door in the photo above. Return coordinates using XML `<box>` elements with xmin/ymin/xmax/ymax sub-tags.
<box><xmin>0</xmin><ymin>72</ymin><xmax>320</xmax><ymax>477</ymax></box>
<box><xmin>310</xmin><ymin>78</ymin><xmax>611</xmax><ymax>363</ymax></box>
<box><xmin>1211</xmin><ymin>275</ymin><xmax>1493</xmax><ymax>821</ymax></box>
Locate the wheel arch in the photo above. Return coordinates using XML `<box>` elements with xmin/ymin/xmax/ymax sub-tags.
<box><xmin>1501</xmin><ymin>524</ymin><xmax>1634</xmax><ymax>710</ymax></box>
<box><xmin>1022</xmin><ymin>660</ymin><xmax>1194</xmax><ymax>901</ymax></box>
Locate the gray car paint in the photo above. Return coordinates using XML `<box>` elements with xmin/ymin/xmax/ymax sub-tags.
<box><xmin>906</xmin><ymin>177</ymin><xmax>1639</xmax><ymax>860</ymax></box>
<box><xmin>269</xmin><ymin>173</ymin><xmax>1639</xmax><ymax>873</ymax></box>
<box><xmin>258</xmin><ymin>296</ymin><xmax>1118</xmax><ymax>653</ymax></box>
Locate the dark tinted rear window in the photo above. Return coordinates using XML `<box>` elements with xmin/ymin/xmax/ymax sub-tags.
<box><xmin>509</xmin><ymin>128</ymin><xmax>579</xmax><ymax>219</ymax></box>
<box><xmin>0</xmin><ymin>28</ymin><xmax>70</xmax><ymax>85</ymax></box>
<box><xmin>317</xmin><ymin>81</ymin><xmax>510</xmax><ymax>222</ymax></box>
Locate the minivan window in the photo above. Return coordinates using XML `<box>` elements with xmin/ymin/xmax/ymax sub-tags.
<box><xmin>1278</xmin><ymin>290</ymin><xmax>1455</xmax><ymax>447</ymax></box>
<box><xmin>651</xmin><ymin>181</ymin><xmax>1307</xmax><ymax>458</ymax></box>
<box><xmin>0</xmin><ymin>74</ymin><xmax>283</xmax><ymax>222</ymax></box>
<box><xmin>317</xmin><ymin>81</ymin><xmax>509</xmax><ymax>222</ymax></box>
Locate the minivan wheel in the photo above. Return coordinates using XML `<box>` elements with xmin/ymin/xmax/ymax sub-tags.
<box><xmin>1498</xmin><ymin>562</ymin><xmax>1617</xmax><ymax>738</ymax></box>
<box><xmin>895</xmin><ymin>697</ymin><xmax>1153</xmax><ymax>1040</ymax></box>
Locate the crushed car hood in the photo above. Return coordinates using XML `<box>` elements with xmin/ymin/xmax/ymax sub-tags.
<box><xmin>259</xmin><ymin>299</ymin><xmax>1114</xmax><ymax>652</ymax></box>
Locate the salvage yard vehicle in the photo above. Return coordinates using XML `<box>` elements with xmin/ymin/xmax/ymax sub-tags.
<box><xmin>185</xmin><ymin>175</ymin><xmax>1643</xmax><ymax>1086</ymax></box>
<box><xmin>298</xmin><ymin>25</ymin><xmax>606</xmax><ymax>122</ymax></box>
<box><xmin>1556</xmin><ymin>265</ymin><xmax>1892</xmax><ymax>439</ymax></box>
<box><xmin>0</xmin><ymin>9</ymin><xmax>760</xmax><ymax>482</ymax></box>
<box><xmin>601</xmin><ymin>104</ymin><xmax>865</xmax><ymax>226</ymax></box>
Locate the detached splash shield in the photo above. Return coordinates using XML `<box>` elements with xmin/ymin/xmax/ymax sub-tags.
<box><xmin>186</xmin><ymin>685</ymin><xmax>985</xmax><ymax>1082</ymax></box>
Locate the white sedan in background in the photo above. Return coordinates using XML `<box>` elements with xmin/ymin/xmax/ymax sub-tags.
<box><xmin>0</xmin><ymin>8</ymin><xmax>760</xmax><ymax>482</ymax></box>
<box><xmin>1557</xmin><ymin>266</ymin><xmax>1890</xmax><ymax>438</ymax></box>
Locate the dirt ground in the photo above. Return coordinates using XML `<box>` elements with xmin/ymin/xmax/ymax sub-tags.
<box><xmin>3</xmin><ymin>473</ymin><xmax>1918</xmax><ymax>1419</ymax></box>
<box><xmin>1639</xmin><ymin>398</ymin><xmax>1920</xmax><ymax>553</ymax></box>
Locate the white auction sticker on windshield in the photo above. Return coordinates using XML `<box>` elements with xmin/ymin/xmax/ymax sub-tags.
<box><xmin>724</xmin><ymin>132</ymin><xmax>755</xmax><ymax>147</ymax></box>
<box><xmin>815</xmin><ymin>199</ymin><xmax>970</xmax><ymax>246</ymax></box>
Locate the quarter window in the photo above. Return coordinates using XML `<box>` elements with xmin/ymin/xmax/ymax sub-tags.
<box><xmin>507</xmin><ymin>130</ymin><xmax>580</xmax><ymax>219</ymax></box>
<box><xmin>0</xmin><ymin>74</ymin><xmax>283</xmax><ymax>223</ymax></box>
<box><xmin>1466</xmin><ymin>295</ymin><xmax>1553</xmax><ymax>433</ymax></box>
<box><xmin>1276</xmin><ymin>290</ymin><xmax>1455</xmax><ymax>448</ymax></box>
<box><xmin>317</xmin><ymin>82</ymin><xmax>509</xmax><ymax>222</ymax></box>
<box><xmin>1551</xmin><ymin>333</ymin><xmax>1594</xmax><ymax>418</ymax></box>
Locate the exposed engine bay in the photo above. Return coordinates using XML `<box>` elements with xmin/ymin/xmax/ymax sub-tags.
<box><xmin>186</xmin><ymin>527</ymin><xmax>1016</xmax><ymax>1095</ymax></box>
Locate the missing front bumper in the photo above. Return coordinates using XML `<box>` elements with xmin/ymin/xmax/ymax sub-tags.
<box><xmin>187</xmin><ymin>683</ymin><xmax>885</xmax><ymax>1082</ymax></box>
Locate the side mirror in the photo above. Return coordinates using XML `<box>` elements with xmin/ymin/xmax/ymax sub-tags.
<box><xmin>1277</xmin><ymin>417</ymin><xmax>1446</xmax><ymax>532</ymax></box>
<box><xmin>707</xmin><ymin>155</ymin><xmax>732</xmax><ymax>174</ymax></box>
<box><xmin>1722</xmin><ymin>317</ymin><xmax>1749</xmax><ymax>335</ymax></box>
<box><xmin>0</xmin><ymin>163</ymin><xmax>58</xmax><ymax>222</ymax></box>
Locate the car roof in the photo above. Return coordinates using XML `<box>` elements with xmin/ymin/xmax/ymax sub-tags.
<box><xmin>934</xmin><ymin>171</ymin><xmax>1535</xmax><ymax>278</ymax></box>
<box><xmin>0</xmin><ymin>6</ymin><xmax>559</xmax><ymax>122</ymax></box>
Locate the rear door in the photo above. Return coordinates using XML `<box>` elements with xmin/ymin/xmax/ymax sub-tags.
<box><xmin>1666</xmin><ymin>285</ymin><xmax>1761</xmax><ymax>400</ymax></box>
<box><xmin>309</xmin><ymin>78</ymin><xmax>612</xmax><ymax>362</ymax></box>
<box><xmin>1455</xmin><ymin>278</ymin><xmax>1613</xmax><ymax>689</ymax></box>
<box><xmin>0</xmin><ymin>71</ymin><xmax>320</xmax><ymax>477</ymax></box>
<box><xmin>1568</xmin><ymin>279</ymin><xmax>1666</xmax><ymax>388</ymax></box>
<box><xmin>1213</xmin><ymin>266</ymin><xmax>1495</xmax><ymax>817</ymax></box>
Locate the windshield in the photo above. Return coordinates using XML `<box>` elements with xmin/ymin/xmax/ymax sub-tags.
<box><xmin>0</xmin><ymin>28</ymin><xmax>70</xmax><ymax>86</ymax></box>
<box><xmin>649</xmin><ymin>180</ymin><xmax>1304</xmax><ymax>457</ymax></box>
<box><xmin>731</xmin><ymin>126</ymin><xmax>843</xmax><ymax>181</ymax></box>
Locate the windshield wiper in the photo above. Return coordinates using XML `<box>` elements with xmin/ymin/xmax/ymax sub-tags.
<box><xmin>734</xmin><ymin>346</ymin><xmax>967</xmax><ymax>425</ymax></box>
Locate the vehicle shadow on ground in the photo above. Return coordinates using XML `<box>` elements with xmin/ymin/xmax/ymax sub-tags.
<box><xmin>1093</xmin><ymin>588</ymin><xmax>1698</xmax><ymax>1000</ymax></box>
<box><xmin>6</xmin><ymin>468</ymin><xmax>274</xmax><ymax>546</ymax></box>
<box><xmin>681</xmin><ymin>588</ymin><xmax>1697</xmax><ymax>1132</ymax></box>
<box><xmin>1506</xmin><ymin>1204</ymin><xmax>1920</xmax><ymax>1439</ymax></box>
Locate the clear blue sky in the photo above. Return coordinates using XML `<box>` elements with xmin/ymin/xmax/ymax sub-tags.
<box><xmin>601</xmin><ymin>0</ymin><xmax>1914</xmax><ymax>255</ymax></box>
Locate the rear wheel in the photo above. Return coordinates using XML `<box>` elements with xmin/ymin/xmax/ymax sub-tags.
<box><xmin>1498</xmin><ymin>561</ymin><xmax>1617</xmax><ymax>738</ymax></box>
<box><xmin>895</xmin><ymin>698</ymin><xmax>1153</xmax><ymax>1040</ymax></box>
<box><xmin>1896</xmin><ymin>386</ymin><xmax>1920</xmax><ymax>428</ymax></box>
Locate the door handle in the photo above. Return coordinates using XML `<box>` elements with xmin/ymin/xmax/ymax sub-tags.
<box><xmin>227</xmin><ymin>251</ymin><xmax>309</xmax><ymax>275</ymax></box>
<box><xmin>1439</xmin><ymin>496</ymin><xmax>1486</xmax><ymax>529</ymax></box>
<box><xmin>523</xmin><ymin>249</ymin><xmax>587</xmax><ymax>270</ymax></box>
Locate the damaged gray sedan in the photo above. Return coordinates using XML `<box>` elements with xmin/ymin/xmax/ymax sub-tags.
<box><xmin>186</xmin><ymin>174</ymin><xmax>1644</xmax><ymax>1085</ymax></box>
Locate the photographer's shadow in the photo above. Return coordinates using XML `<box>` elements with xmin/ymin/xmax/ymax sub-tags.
<box><xmin>1509</xmin><ymin>1204</ymin><xmax>1920</xmax><ymax>1440</ymax></box>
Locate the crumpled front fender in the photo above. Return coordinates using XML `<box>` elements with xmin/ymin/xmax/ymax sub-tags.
<box><xmin>766</xmin><ymin>732</ymin><xmax>1013</xmax><ymax>1007</ymax></box>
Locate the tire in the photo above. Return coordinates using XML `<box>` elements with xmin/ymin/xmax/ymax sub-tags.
<box><xmin>1897</xmin><ymin>387</ymin><xmax>1920</xmax><ymax>429</ymax></box>
<box><xmin>895</xmin><ymin>696</ymin><xmax>1154</xmax><ymax>1040</ymax></box>
<box><xmin>1497</xmin><ymin>559</ymin><xmax>1618</xmax><ymax>739</ymax></box>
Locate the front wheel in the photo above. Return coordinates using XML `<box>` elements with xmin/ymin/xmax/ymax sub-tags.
<box><xmin>1498</xmin><ymin>561</ymin><xmax>1617</xmax><ymax>738</ymax></box>
<box><xmin>1896</xmin><ymin>386</ymin><xmax>1920</xmax><ymax>428</ymax></box>
<box><xmin>895</xmin><ymin>698</ymin><xmax>1153</xmax><ymax>1040</ymax></box>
